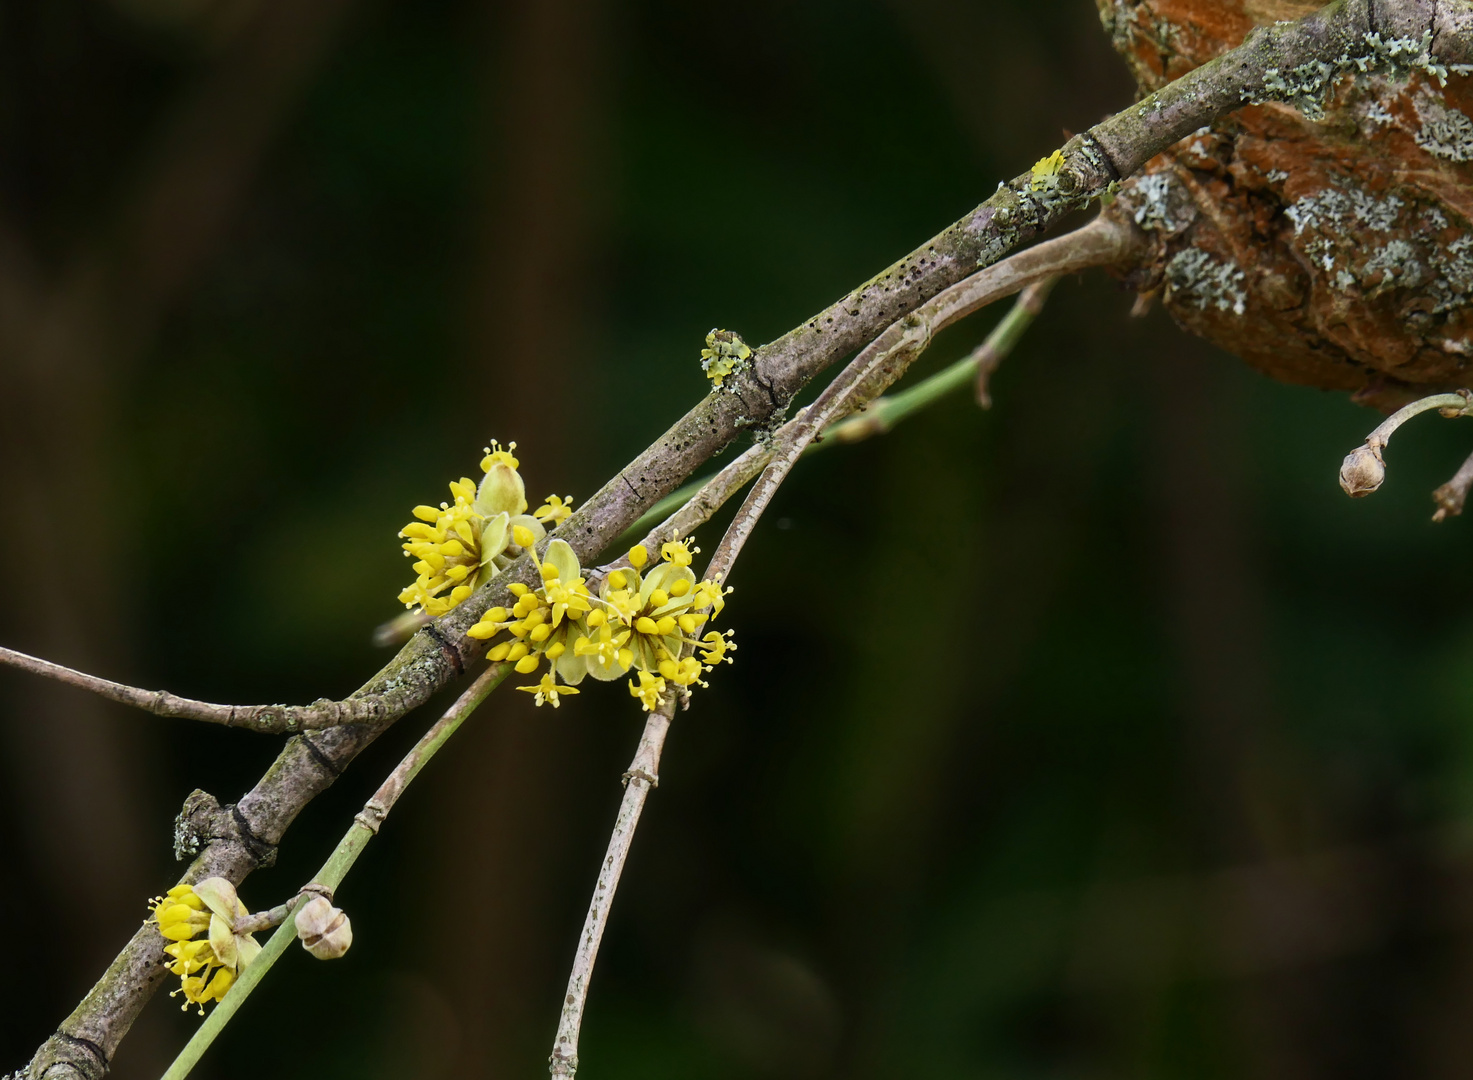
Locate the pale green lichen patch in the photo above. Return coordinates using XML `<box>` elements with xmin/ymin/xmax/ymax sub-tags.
<box><xmin>1360</xmin><ymin>238</ymin><xmax>1427</xmax><ymax>295</ymax></box>
<box><xmin>700</xmin><ymin>329</ymin><xmax>752</xmax><ymax>391</ymax></box>
<box><xmin>1127</xmin><ymin>171</ymin><xmax>1196</xmax><ymax>234</ymax></box>
<box><xmin>1285</xmin><ymin>182</ymin><xmax>1406</xmax><ymax>272</ymax></box>
<box><xmin>1164</xmin><ymin>248</ymin><xmax>1246</xmax><ymax>316</ymax></box>
<box><xmin>1255</xmin><ymin>31</ymin><xmax>1450</xmax><ymax>120</ymax></box>
<box><xmin>1413</xmin><ymin>91</ymin><xmax>1473</xmax><ymax>160</ymax></box>
<box><xmin>1428</xmin><ymin>234</ymin><xmax>1473</xmax><ymax>313</ymax></box>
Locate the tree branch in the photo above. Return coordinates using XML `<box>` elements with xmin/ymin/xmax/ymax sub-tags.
<box><xmin>709</xmin><ymin>215</ymin><xmax>1135</xmax><ymax>576</ymax></box>
<box><xmin>548</xmin><ymin>697</ymin><xmax>675</xmax><ymax>1078</ymax></box>
<box><xmin>617</xmin><ymin>273</ymin><xmax>1063</xmax><ymax>548</ymax></box>
<box><xmin>0</xmin><ymin>645</ymin><xmax>417</xmax><ymax>733</ymax></box>
<box><xmin>34</xmin><ymin>3</ymin><xmax>1473</xmax><ymax>1073</ymax></box>
<box><xmin>547</xmin><ymin>216</ymin><xmax>1133</xmax><ymax>1076</ymax></box>
<box><xmin>1432</xmin><ymin>447</ymin><xmax>1473</xmax><ymax>521</ymax></box>
<box><xmin>157</xmin><ymin>662</ymin><xmax>512</xmax><ymax>1080</ymax></box>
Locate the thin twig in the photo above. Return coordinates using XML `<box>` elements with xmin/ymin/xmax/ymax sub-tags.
<box><xmin>974</xmin><ymin>276</ymin><xmax>1056</xmax><ymax>408</ymax></box>
<box><xmin>825</xmin><ymin>274</ymin><xmax>1059</xmax><ymax>445</ymax></box>
<box><xmin>0</xmin><ymin>645</ymin><xmax>407</xmax><ymax>733</ymax></box>
<box><xmin>549</xmin><ymin>697</ymin><xmax>675</xmax><ymax>1079</ymax></box>
<box><xmin>548</xmin><ymin>219</ymin><xmax>1127</xmax><ymax>1076</ymax></box>
<box><xmin>1432</xmin><ymin>447</ymin><xmax>1473</xmax><ymax>522</ymax></box>
<box><xmin>1339</xmin><ymin>390</ymin><xmax>1473</xmax><ymax>497</ymax></box>
<box><xmin>711</xmin><ymin>216</ymin><xmax>1132</xmax><ymax>576</ymax></box>
<box><xmin>618</xmin><ymin>276</ymin><xmax>1061</xmax><ymax>548</ymax></box>
<box><xmin>159</xmin><ymin>662</ymin><xmax>512</xmax><ymax>1080</ymax></box>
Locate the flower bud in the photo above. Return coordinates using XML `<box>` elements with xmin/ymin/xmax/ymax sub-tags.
<box><xmin>295</xmin><ymin>896</ymin><xmax>353</xmax><ymax>960</ymax></box>
<box><xmin>476</xmin><ymin>461</ymin><xmax>528</xmax><ymax>517</ymax></box>
<box><xmin>1339</xmin><ymin>444</ymin><xmax>1386</xmax><ymax>497</ymax></box>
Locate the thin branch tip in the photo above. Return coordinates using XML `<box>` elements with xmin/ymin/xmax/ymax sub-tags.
<box><xmin>1340</xmin><ymin>390</ymin><xmax>1473</xmax><ymax>500</ymax></box>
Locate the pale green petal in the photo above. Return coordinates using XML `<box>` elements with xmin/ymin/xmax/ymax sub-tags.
<box><xmin>649</xmin><ymin>567</ymin><xmax>698</xmax><ymax>615</ymax></box>
<box><xmin>192</xmin><ymin>877</ymin><xmax>240</xmax><ymax>921</ymax></box>
<box><xmin>546</xmin><ymin>539</ymin><xmax>580</xmax><ymax>581</ymax></box>
<box><xmin>476</xmin><ymin>463</ymin><xmax>527</xmax><ymax>517</ymax></box>
<box><xmin>479</xmin><ymin>513</ymin><xmax>510</xmax><ymax>564</ymax></box>
<box><xmin>640</xmin><ymin>563</ymin><xmax>674</xmax><ymax>605</ymax></box>
<box><xmin>629</xmin><ymin>634</ymin><xmax>660</xmax><ymax>673</ymax></box>
<box><xmin>586</xmin><ymin>653</ymin><xmax>628</xmax><ymax>681</ymax></box>
<box><xmin>555</xmin><ymin>650</ymin><xmax>589</xmax><ymax>685</ymax></box>
<box><xmin>236</xmin><ymin>933</ymin><xmax>262</xmax><ymax>970</ymax></box>
<box><xmin>208</xmin><ymin>912</ymin><xmax>238</xmax><ymax>969</ymax></box>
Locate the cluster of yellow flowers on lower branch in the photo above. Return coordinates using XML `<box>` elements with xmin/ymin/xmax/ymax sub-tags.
<box><xmin>150</xmin><ymin>879</ymin><xmax>353</xmax><ymax>1014</ymax></box>
<box><xmin>150</xmin><ymin>879</ymin><xmax>262</xmax><ymax>1013</ymax></box>
<box><xmin>397</xmin><ymin>440</ymin><xmax>575</xmax><ymax>617</ymax></box>
<box><xmin>468</xmin><ymin>536</ymin><xmax>735</xmax><ymax>712</ymax></box>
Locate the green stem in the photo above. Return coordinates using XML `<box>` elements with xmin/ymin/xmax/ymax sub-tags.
<box><xmin>158</xmin><ymin>662</ymin><xmax>512</xmax><ymax>1080</ymax></box>
<box><xmin>617</xmin><ymin>279</ymin><xmax>1053</xmax><ymax>544</ymax></box>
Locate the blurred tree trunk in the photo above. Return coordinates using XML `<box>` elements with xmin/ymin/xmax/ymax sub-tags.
<box><xmin>425</xmin><ymin>0</ymin><xmax>607</xmax><ymax>1073</ymax></box>
<box><xmin>0</xmin><ymin>2</ymin><xmax>353</xmax><ymax>1073</ymax></box>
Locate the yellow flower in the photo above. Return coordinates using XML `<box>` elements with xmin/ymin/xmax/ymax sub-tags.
<box><xmin>534</xmin><ymin>494</ymin><xmax>575</xmax><ymax>526</ymax></box>
<box><xmin>468</xmin><ymin>530</ymin><xmax>737</xmax><ymax>712</ymax></box>
<box><xmin>518</xmin><ymin>672</ymin><xmax>580</xmax><ymax>707</ymax></box>
<box><xmin>698</xmin><ymin>629</ymin><xmax>735</xmax><ymax>668</ymax></box>
<box><xmin>149</xmin><ymin>878</ymin><xmax>262</xmax><ymax>1015</ymax></box>
<box><xmin>629</xmin><ymin>671</ymin><xmax>668</xmax><ymax>712</ymax></box>
<box><xmin>658</xmin><ymin>655</ymin><xmax>707</xmax><ymax>688</ymax></box>
<box><xmin>574</xmin><ymin>622</ymin><xmax>634</xmax><ymax>679</ymax></box>
<box><xmin>659</xmin><ymin>539</ymin><xmax>697</xmax><ymax>567</ymax></box>
<box><xmin>481</xmin><ymin>440</ymin><xmax>520</xmax><ymax>472</ymax></box>
<box><xmin>700</xmin><ymin>328</ymin><xmax>752</xmax><ymax>390</ymax></box>
<box><xmin>691</xmin><ymin>577</ymin><xmax>731</xmax><ymax>618</ymax></box>
<box><xmin>469</xmin><ymin>538</ymin><xmax>596</xmax><ymax>697</ymax></box>
<box><xmin>1029</xmin><ymin>150</ymin><xmax>1066</xmax><ymax>192</ymax></box>
<box><xmin>396</xmin><ymin>440</ymin><xmax>547</xmax><ymax>617</ymax></box>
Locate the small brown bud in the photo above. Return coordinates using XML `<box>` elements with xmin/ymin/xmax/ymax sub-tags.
<box><xmin>295</xmin><ymin>895</ymin><xmax>353</xmax><ymax>960</ymax></box>
<box><xmin>1339</xmin><ymin>444</ymin><xmax>1386</xmax><ymax>497</ymax></box>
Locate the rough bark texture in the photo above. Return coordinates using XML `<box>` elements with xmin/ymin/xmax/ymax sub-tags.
<box><xmin>1103</xmin><ymin>0</ymin><xmax>1473</xmax><ymax>407</ymax></box>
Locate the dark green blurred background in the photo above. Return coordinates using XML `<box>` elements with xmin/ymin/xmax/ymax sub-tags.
<box><xmin>6</xmin><ymin>1</ymin><xmax>1473</xmax><ymax>1077</ymax></box>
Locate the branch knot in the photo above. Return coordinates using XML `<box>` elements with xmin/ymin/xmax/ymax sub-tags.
<box><xmin>174</xmin><ymin>790</ymin><xmax>277</xmax><ymax>868</ymax></box>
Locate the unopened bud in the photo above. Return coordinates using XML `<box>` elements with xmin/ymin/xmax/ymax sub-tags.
<box><xmin>476</xmin><ymin>461</ymin><xmax>528</xmax><ymax>517</ymax></box>
<box><xmin>1339</xmin><ymin>444</ymin><xmax>1386</xmax><ymax>497</ymax></box>
<box><xmin>295</xmin><ymin>896</ymin><xmax>353</xmax><ymax>960</ymax></box>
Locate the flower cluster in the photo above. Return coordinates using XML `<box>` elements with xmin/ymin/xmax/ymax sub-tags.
<box><xmin>700</xmin><ymin>328</ymin><xmax>751</xmax><ymax>390</ymax></box>
<box><xmin>150</xmin><ymin>878</ymin><xmax>261</xmax><ymax>1014</ymax></box>
<box><xmin>397</xmin><ymin>441</ymin><xmax>574</xmax><ymax>617</ymax></box>
<box><xmin>468</xmin><ymin>536</ymin><xmax>735</xmax><ymax>712</ymax></box>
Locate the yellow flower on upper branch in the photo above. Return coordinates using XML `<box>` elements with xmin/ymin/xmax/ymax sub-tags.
<box><xmin>658</xmin><ymin>655</ymin><xmax>707</xmax><ymax>688</ymax></box>
<box><xmin>396</xmin><ymin>440</ymin><xmax>550</xmax><ymax>618</ymax></box>
<box><xmin>698</xmin><ymin>629</ymin><xmax>735</xmax><ymax>667</ymax></box>
<box><xmin>535</xmin><ymin>494</ymin><xmax>575</xmax><ymax>526</ymax></box>
<box><xmin>149</xmin><ymin>878</ymin><xmax>262</xmax><ymax>1015</ymax></box>
<box><xmin>700</xmin><ymin>329</ymin><xmax>752</xmax><ymax>390</ymax></box>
